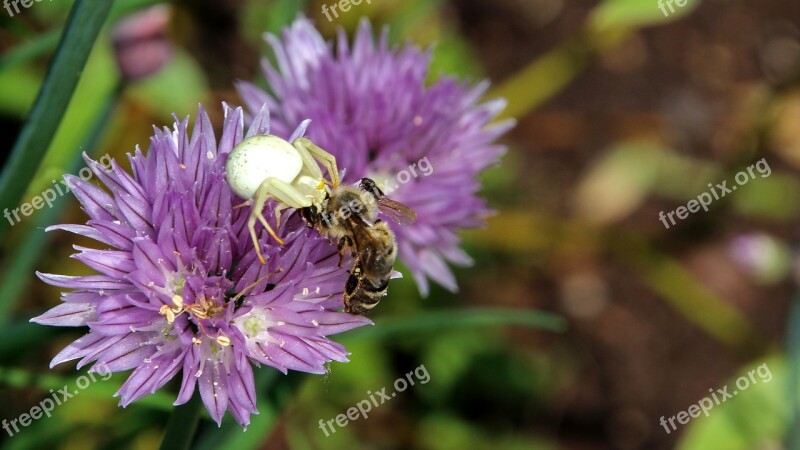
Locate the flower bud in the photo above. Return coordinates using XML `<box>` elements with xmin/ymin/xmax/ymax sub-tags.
<box><xmin>112</xmin><ymin>5</ymin><xmax>172</xmax><ymax>82</ymax></box>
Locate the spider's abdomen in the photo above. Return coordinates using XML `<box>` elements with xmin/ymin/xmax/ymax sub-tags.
<box><xmin>225</xmin><ymin>135</ymin><xmax>303</xmax><ymax>199</ymax></box>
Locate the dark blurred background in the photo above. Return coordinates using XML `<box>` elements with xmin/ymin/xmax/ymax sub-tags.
<box><xmin>1</xmin><ymin>0</ymin><xmax>799</xmax><ymax>449</ymax></box>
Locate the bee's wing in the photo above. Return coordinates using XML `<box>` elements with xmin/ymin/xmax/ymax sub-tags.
<box><xmin>350</xmin><ymin>223</ymin><xmax>385</xmax><ymax>254</ymax></box>
<box><xmin>377</xmin><ymin>198</ymin><xmax>417</xmax><ymax>225</ymax></box>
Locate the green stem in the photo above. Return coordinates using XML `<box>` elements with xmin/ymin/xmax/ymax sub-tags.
<box><xmin>194</xmin><ymin>370</ymin><xmax>304</xmax><ymax>450</ymax></box>
<box><xmin>0</xmin><ymin>80</ymin><xmax>124</xmax><ymax>322</ymax></box>
<box><xmin>488</xmin><ymin>39</ymin><xmax>590</xmax><ymax>121</ymax></box>
<box><xmin>159</xmin><ymin>393</ymin><xmax>204</xmax><ymax>450</ymax></box>
<box><xmin>342</xmin><ymin>308</ymin><xmax>566</xmax><ymax>341</ymax></box>
<box><xmin>0</xmin><ymin>0</ymin><xmax>113</xmax><ymax>243</ymax></box>
<box><xmin>786</xmin><ymin>294</ymin><xmax>800</xmax><ymax>449</ymax></box>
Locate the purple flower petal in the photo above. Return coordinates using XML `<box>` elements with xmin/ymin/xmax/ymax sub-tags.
<box><xmin>30</xmin><ymin>302</ymin><xmax>95</xmax><ymax>327</ymax></box>
<box><xmin>198</xmin><ymin>358</ymin><xmax>229</xmax><ymax>426</ymax></box>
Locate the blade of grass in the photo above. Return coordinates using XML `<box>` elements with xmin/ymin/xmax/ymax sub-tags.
<box><xmin>0</xmin><ymin>30</ymin><xmax>61</xmax><ymax>71</ymax></box>
<box><xmin>0</xmin><ymin>0</ymin><xmax>113</xmax><ymax>243</ymax></box>
<box><xmin>488</xmin><ymin>39</ymin><xmax>590</xmax><ymax>121</ymax></box>
<box><xmin>786</xmin><ymin>294</ymin><xmax>800</xmax><ymax>449</ymax></box>
<box><xmin>195</xmin><ymin>309</ymin><xmax>562</xmax><ymax>449</ymax></box>
<box><xmin>194</xmin><ymin>370</ymin><xmax>305</xmax><ymax>450</ymax></box>
<box><xmin>0</xmin><ymin>320</ymin><xmax>58</xmax><ymax>359</ymax></box>
<box><xmin>465</xmin><ymin>213</ymin><xmax>765</xmax><ymax>356</ymax></box>
<box><xmin>0</xmin><ymin>365</ymin><xmax>174</xmax><ymax>410</ymax></box>
<box><xmin>0</xmin><ymin>0</ymin><xmax>168</xmax><ymax>73</ymax></box>
<box><xmin>0</xmin><ymin>80</ymin><xmax>123</xmax><ymax>323</ymax></box>
<box><xmin>611</xmin><ymin>232</ymin><xmax>767</xmax><ymax>357</ymax></box>
<box><xmin>487</xmin><ymin>0</ymin><xmax>675</xmax><ymax>122</ymax></box>
<box><xmin>343</xmin><ymin>308</ymin><xmax>566</xmax><ymax>341</ymax></box>
<box><xmin>159</xmin><ymin>393</ymin><xmax>204</xmax><ymax>450</ymax></box>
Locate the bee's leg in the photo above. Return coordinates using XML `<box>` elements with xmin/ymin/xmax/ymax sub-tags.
<box><xmin>292</xmin><ymin>137</ymin><xmax>341</xmax><ymax>188</ymax></box>
<box><xmin>251</xmin><ymin>178</ymin><xmax>312</xmax><ymax>263</ymax></box>
<box><xmin>336</xmin><ymin>236</ymin><xmax>353</xmax><ymax>267</ymax></box>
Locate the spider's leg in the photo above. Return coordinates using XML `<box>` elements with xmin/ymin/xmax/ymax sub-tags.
<box><xmin>293</xmin><ymin>137</ymin><xmax>341</xmax><ymax>188</ymax></box>
<box><xmin>250</xmin><ymin>178</ymin><xmax>312</xmax><ymax>263</ymax></box>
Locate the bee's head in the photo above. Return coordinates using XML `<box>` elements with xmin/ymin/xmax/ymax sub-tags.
<box><xmin>300</xmin><ymin>206</ymin><xmax>318</xmax><ymax>227</ymax></box>
<box><xmin>358</xmin><ymin>178</ymin><xmax>384</xmax><ymax>199</ymax></box>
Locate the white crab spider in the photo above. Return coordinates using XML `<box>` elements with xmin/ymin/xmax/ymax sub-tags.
<box><xmin>225</xmin><ymin>135</ymin><xmax>340</xmax><ymax>264</ymax></box>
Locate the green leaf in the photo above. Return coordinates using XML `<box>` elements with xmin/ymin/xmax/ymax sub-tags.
<box><xmin>193</xmin><ymin>309</ymin><xmax>562</xmax><ymax>449</ymax></box>
<box><xmin>786</xmin><ymin>295</ymin><xmax>800</xmax><ymax>449</ymax></box>
<box><xmin>0</xmin><ymin>321</ymin><xmax>58</xmax><ymax>360</ymax></box>
<box><xmin>0</xmin><ymin>30</ymin><xmax>61</xmax><ymax>72</ymax></box>
<box><xmin>419</xmin><ymin>413</ymin><xmax>558</xmax><ymax>450</ymax></box>
<box><xmin>590</xmin><ymin>0</ymin><xmax>700</xmax><ymax>31</ymax></box>
<box><xmin>488</xmin><ymin>40</ymin><xmax>589</xmax><ymax>121</ymax></box>
<box><xmin>0</xmin><ymin>79</ymin><xmax>123</xmax><ymax>323</ymax></box>
<box><xmin>341</xmin><ymin>308</ymin><xmax>567</xmax><ymax>341</ymax></box>
<box><xmin>678</xmin><ymin>357</ymin><xmax>785</xmax><ymax>450</ymax></box>
<box><xmin>194</xmin><ymin>371</ymin><xmax>305</xmax><ymax>450</ymax></box>
<box><xmin>159</xmin><ymin>394</ymin><xmax>204</xmax><ymax>450</ymax></box>
<box><xmin>573</xmin><ymin>141</ymin><xmax>664</xmax><ymax>224</ymax></box>
<box><xmin>0</xmin><ymin>0</ymin><xmax>113</xmax><ymax>243</ymax></box>
<box><xmin>0</xmin><ymin>0</ymin><xmax>168</xmax><ymax>74</ymax></box>
<box><xmin>616</xmin><ymin>239</ymin><xmax>764</xmax><ymax>353</ymax></box>
<box><xmin>731</xmin><ymin>174</ymin><xmax>800</xmax><ymax>219</ymax></box>
<box><xmin>0</xmin><ymin>366</ymin><xmax>174</xmax><ymax>410</ymax></box>
<box><xmin>242</xmin><ymin>0</ymin><xmax>306</xmax><ymax>41</ymax></box>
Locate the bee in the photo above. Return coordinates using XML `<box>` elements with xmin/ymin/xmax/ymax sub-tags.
<box><xmin>342</xmin><ymin>222</ymin><xmax>397</xmax><ymax>314</ymax></box>
<box><xmin>225</xmin><ymin>134</ymin><xmax>340</xmax><ymax>264</ymax></box>
<box><xmin>301</xmin><ymin>178</ymin><xmax>416</xmax><ymax>314</ymax></box>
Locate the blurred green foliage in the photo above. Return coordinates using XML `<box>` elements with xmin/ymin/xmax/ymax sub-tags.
<box><xmin>1</xmin><ymin>0</ymin><xmax>799</xmax><ymax>449</ymax></box>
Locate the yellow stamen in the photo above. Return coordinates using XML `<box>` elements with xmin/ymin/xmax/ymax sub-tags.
<box><xmin>171</xmin><ymin>294</ymin><xmax>184</xmax><ymax>309</ymax></box>
<box><xmin>159</xmin><ymin>305</ymin><xmax>175</xmax><ymax>324</ymax></box>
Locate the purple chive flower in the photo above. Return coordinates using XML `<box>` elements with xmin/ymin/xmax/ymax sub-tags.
<box><xmin>31</xmin><ymin>104</ymin><xmax>371</xmax><ymax>427</ymax></box>
<box><xmin>237</xmin><ymin>17</ymin><xmax>514</xmax><ymax>296</ymax></box>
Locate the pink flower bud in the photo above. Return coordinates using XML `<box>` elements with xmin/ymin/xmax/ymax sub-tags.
<box><xmin>112</xmin><ymin>5</ymin><xmax>172</xmax><ymax>82</ymax></box>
